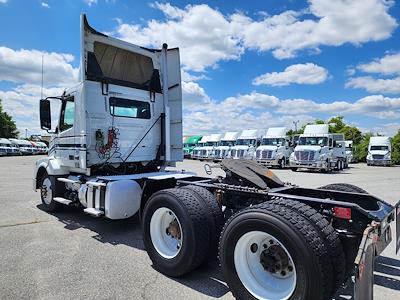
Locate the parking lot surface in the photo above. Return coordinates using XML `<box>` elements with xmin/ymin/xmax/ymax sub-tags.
<box><xmin>0</xmin><ymin>156</ymin><xmax>399</xmax><ymax>299</ymax></box>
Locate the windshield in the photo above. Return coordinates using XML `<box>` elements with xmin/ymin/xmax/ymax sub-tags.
<box><xmin>236</xmin><ymin>139</ymin><xmax>256</xmax><ymax>146</ymax></box>
<box><xmin>219</xmin><ymin>140</ymin><xmax>235</xmax><ymax>146</ymax></box>
<box><xmin>184</xmin><ymin>143</ymin><xmax>195</xmax><ymax>148</ymax></box>
<box><xmin>262</xmin><ymin>138</ymin><xmax>285</xmax><ymax>146</ymax></box>
<box><xmin>298</xmin><ymin>136</ymin><xmax>328</xmax><ymax>146</ymax></box>
<box><xmin>370</xmin><ymin>145</ymin><xmax>389</xmax><ymax>151</ymax></box>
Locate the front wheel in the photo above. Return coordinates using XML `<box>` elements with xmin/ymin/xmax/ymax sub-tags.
<box><xmin>279</xmin><ymin>158</ymin><xmax>286</xmax><ymax>169</ymax></box>
<box><xmin>39</xmin><ymin>173</ymin><xmax>62</xmax><ymax>212</ymax></box>
<box><xmin>290</xmin><ymin>167</ymin><xmax>297</xmax><ymax>172</ymax></box>
<box><xmin>219</xmin><ymin>203</ymin><xmax>333</xmax><ymax>300</ymax></box>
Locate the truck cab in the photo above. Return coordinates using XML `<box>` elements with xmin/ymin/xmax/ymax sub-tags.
<box><xmin>0</xmin><ymin>138</ymin><xmax>12</xmax><ymax>156</ymax></box>
<box><xmin>183</xmin><ymin>135</ymin><xmax>202</xmax><ymax>158</ymax></box>
<box><xmin>199</xmin><ymin>133</ymin><xmax>222</xmax><ymax>160</ymax></box>
<box><xmin>367</xmin><ymin>136</ymin><xmax>392</xmax><ymax>166</ymax></box>
<box><xmin>230</xmin><ymin>129</ymin><xmax>264</xmax><ymax>160</ymax></box>
<box><xmin>289</xmin><ymin>124</ymin><xmax>346</xmax><ymax>172</ymax></box>
<box><xmin>213</xmin><ymin>131</ymin><xmax>239</xmax><ymax>161</ymax></box>
<box><xmin>191</xmin><ymin>135</ymin><xmax>209</xmax><ymax>159</ymax></box>
<box><xmin>255</xmin><ymin>127</ymin><xmax>292</xmax><ymax>168</ymax></box>
<box><xmin>345</xmin><ymin>140</ymin><xmax>355</xmax><ymax>164</ymax></box>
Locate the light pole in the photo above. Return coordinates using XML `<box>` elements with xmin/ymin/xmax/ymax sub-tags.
<box><xmin>293</xmin><ymin>120</ymin><xmax>299</xmax><ymax>132</ymax></box>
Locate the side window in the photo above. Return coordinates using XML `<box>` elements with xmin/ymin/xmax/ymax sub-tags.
<box><xmin>59</xmin><ymin>97</ymin><xmax>75</xmax><ymax>132</ymax></box>
<box><xmin>109</xmin><ymin>97</ymin><xmax>151</xmax><ymax>119</ymax></box>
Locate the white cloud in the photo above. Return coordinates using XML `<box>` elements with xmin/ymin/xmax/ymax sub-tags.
<box><xmin>346</xmin><ymin>76</ymin><xmax>400</xmax><ymax>94</ymax></box>
<box><xmin>114</xmin><ymin>3</ymin><xmax>243</xmax><ymax>72</ymax></box>
<box><xmin>0</xmin><ymin>46</ymin><xmax>79</xmax><ymax>86</ymax></box>
<box><xmin>253</xmin><ymin>63</ymin><xmax>328</xmax><ymax>86</ymax></box>
<box><xmin>41</xmin><ymin>2</ymin><xmax>49</xmax><ymax>8</ymax></box>
<box><xmin>113</xmin><ymin>1</ymin><xmax>397</xmax><ymax>73</ymax></box>
<box><xmin>181</xmin><ymin>70</ymin><xmax>209</xmax><ymax>82</ymax></box>
<box><xmin>181</xmin><ymin>80</ymin><xmax>400</xmax><ymax>135</ymax></box>
<box><xmin>0</xmin><ymin>0</ymin><xmax>8</xmax><ymax>4</ymax></box>
<box><xmin>357</xmin><ymin>52</ymin><xmax>400</xmax><ymax>75</ymax></box>
<box><xmin>84</xmin><ymin>0</ymin><xmax>97</xmax><ymax>6</ymax></box>
<box><xmin>232</xmin><ymin>0</ymin><xmax>397</xmax><ymax>59</ymax></box>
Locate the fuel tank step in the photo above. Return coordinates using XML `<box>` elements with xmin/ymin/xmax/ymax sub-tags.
<box><xmin>83</xmin><ymin>207</ymin><xmax>104</xmax><ymax>217</ymax></box>
<box><xmin>53</xmin><ymin>197</ymin><xmax>73</xmax><ymax>205</ymax></box>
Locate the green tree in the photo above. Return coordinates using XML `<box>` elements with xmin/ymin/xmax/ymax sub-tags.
<box><xmin>392</xmin><ymin>129</ymin><xmax>400</xmax><ymax>165</ymax></box>
<box><xmin>0</xmin><ymin>99</ymin><xmax>19</xmax><ymax>138</ymax></box>
<box><xmin>327</xmin><ymin>116</ymin><xmax>346</xmax><ymax>132</ymax></box>
<box><xmin>354</xmin><ymin>133</ymin><xmax>372</xmax><ymax>162</ymax></box>
<box><xmin>339</xmin><ymin>126</ymin><xmax>363</xmax><ymax>144</ymax></box>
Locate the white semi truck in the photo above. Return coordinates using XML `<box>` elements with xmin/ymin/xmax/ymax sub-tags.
<box><xmin>255</xmin><ymin>127</ymin><xmax>292</xmax><ymax>168</ymax></box>
<box><xmin>198</xmin><ymin>133</ymin><xmax>222</xmax><ymax>160</ymax></box>
<box><xmin>212</xmin><ymin>131</ymin><xmax>239</xmax><ymax>161</ymax></box>
<box><xmin>345</xmin><ymin>140</ymin><xmax>356</xmax><ymax>163</ymax></box>
<box><xmin>191</xmin><ymin>135</ymin><xmax>210</xmax><ymax>159</ymax></box>
<box><xmin>367</xmin><ymin>136</ymin><xmax>392</xmax><ymax>166</ymax></box>
<box><xmin>229</xmin><ymin>129</ymin><xmax>263</xmax><ymax>159</ymax></box>
<box><xmin>289</xmin><ymin>124</ymin><xmax>347</xmax><ymax>172</ymax></box>
<box><xmin>33</xmin><ymin>15</ymin><xmax>400</xmax><ymax>300</ymax></box>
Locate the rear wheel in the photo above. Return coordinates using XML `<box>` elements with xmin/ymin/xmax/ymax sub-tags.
<box><xmin>180</xmin><ymin>185</ymin><xmax>224</xmax><ymax>257</ymax></box>
<box><xmin>142</xmin><ymin>188</ymin><xmax>210</xmax><ymax>277</ymax></box>
<box><xmin>290</xmin><ymin>167</ymin><xmax>297</xmax><ymax>172</ymax></box>
<box><xmin>219</xmin><ymin>202</ymin><xmax>334</xmax><ymax>300</ymax></box>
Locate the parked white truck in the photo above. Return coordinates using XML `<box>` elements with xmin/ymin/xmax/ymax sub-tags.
<box><xmin>198</xmin><ymin>133</ymin><xmax>222</xmax><ymax>160</ymax></box>
<box><xmin>289</xmin><ymin>124</ymin><xmax>347</xmax><ymax>172</ymax></box>
<box><xmin>191</xmin><ymin>135</ymin><xmax>210</xmax><ymax>159</ymax></box>
<box><xmin>367</xmin><ymin>136</ymin><xmax>392</xmax><ymax>166</ymax></box>
<box><xmin>255</xmin><ymin>127</ymin><xmax>292</xmax><ymax>168</ymax></box>
<box><xmin>229</xmin><ymin>129</ymin><xmax>263</xmax><ymax>159</ymax></box>
<box><xmin>32</xmin><ymin>15</ymin><xmax>400</xmax><ymax>300</ymax></box>
<box><xmin>212</xmin><ymin>131</ymin><xmax>239</xmax><ymax>161</ymax></box>
<box><xmin>345</xmin><ymin>140</ymin><xmax>356</xmax><ymax>164</ymax></box>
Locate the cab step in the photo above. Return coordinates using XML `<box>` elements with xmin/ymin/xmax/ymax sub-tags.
<box><xmin>83</xmin><ymin>207</ymin><xmax>104</xmax><ymax>217</ymax></box>
<box><xmin>53</xmin><ymin>197</ymin><xmax>73</xmax><ymax>205</ymax></box>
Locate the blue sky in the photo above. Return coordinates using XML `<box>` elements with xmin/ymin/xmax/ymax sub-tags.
<box><xmin>0</xmin><ymin>0</ymin><xmax>399</xmax><ymax>137</ymax></box>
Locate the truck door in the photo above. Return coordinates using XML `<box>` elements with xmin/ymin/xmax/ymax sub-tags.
<box><xmin>55</xmin><ymin>94</ymin><xmax>77</xmax><ymax>168</ymax></box>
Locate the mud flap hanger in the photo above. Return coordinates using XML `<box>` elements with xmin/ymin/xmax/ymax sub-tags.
<box><xmin>354</xmin><ymin>201</ymin><xmax>400</xmax><ymax>300</ymax></box>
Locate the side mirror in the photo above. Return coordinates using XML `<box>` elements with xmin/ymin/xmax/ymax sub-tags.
<box><xmin>40</xmin><ymin>99</ymin><xmax>51</xmax><ymax>130</ymax></box>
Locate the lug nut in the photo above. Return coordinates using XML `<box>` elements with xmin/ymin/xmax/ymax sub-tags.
<box><xmin>288</xmin><ymin>266</ymin><xmax>293</xmax><ymax>272</ymax></box>
<box><xmin>281</xmin><ymin>271</ymin><xmax>286</xmax><ymax>276</ymax></box>
<box><xmin>263</xmin><ymin>244</ymin><xmax>268</xmax><ymax>249</ymax></box>
<box><xmin>269</xmin><ymin>239</ymin><xmax>274</xmax><ymax>244</ymax></box>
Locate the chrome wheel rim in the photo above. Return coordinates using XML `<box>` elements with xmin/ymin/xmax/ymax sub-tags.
<box><xmin>40</xmin><ymin>178</ymin><xmax>52</xmax><ymax>205</ymax></box>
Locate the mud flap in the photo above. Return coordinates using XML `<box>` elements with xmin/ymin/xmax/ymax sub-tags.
<box><xmin>354</xmin><ymin>224</ymin><xmax>376</xmax><ymax>300</ymax></box>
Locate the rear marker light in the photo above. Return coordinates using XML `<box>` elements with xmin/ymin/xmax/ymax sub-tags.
<box><xmin>334</xmin><ymin>207</ymin><xmax>352</xmax><ymax>220</ymax></box>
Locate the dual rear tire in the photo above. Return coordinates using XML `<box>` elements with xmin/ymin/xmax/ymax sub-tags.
<box><xmin>142</xmin><ymin>186</ymin><xmax>223</xmax><ymax>277</ymax></box>
<box><xmin>142</xmin><ymin>185</ymin><xmax>349</xmax><ymax>300</ymax></box>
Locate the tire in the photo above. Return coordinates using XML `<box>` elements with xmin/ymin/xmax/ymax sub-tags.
<box><xmin>219</xmin><ymin>202</ymin><xmax>334</xmax><ymax>300</ymax></box>
<box><xmin>317</xmin><ymin>183</ymin><xmax>368</xmax><ymax>194</ymax></box>
<box><xmin>180</xmin><ymin>185</ymin><xmax>224</xmax><ymax>257</ymax></box>
<box><xmin>39</xmin><ymin>172</ymin><xmax>62</xmax><ymax>212</ymax></box>
<box><xmin>142</xmin><ymin>188</ymin><xmax>210</xmax><ymax>277</ymax></box>
<box><xmin>321</xmin><ymin>160</ymin><xmax>331</xmax><ymax>173</ymax></box>
<box><xmin>269</xmin><ymin>198</ymin><xmax>346</xmax><ymax>291</ymax></box>
<box><xmin>279</xmin><ymin>158</ymin><xmax>286</xmax><ymax>169</ymax></box>
<box><xmin>290</xmin><ymin>167</ymin><xmax>298</xmax><ymax>172</ymax></box>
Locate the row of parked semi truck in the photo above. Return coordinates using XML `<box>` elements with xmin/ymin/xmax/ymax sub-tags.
<box><xmin>0</xmin><ymin>138</ymin><xmax>48</xmax><ymax>156</ymax></box>
<box><xmin>183</xmin><ymin>124</ymin><xmax>393</xmax><ymax>172</ymax></box>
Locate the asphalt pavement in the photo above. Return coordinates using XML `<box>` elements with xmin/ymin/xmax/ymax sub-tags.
<box><xmin>0</xmin><ymin>156</ymin><xmax>399</xmax><ymax>299</ymax></box>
